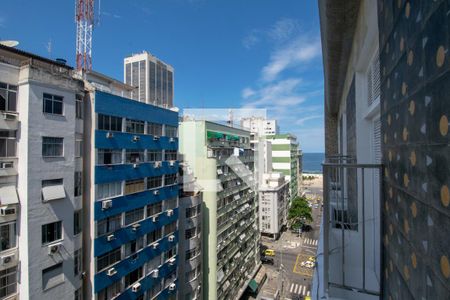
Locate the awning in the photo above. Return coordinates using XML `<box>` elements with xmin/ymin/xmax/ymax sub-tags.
<box><xmin>248</xmin><ymin>279</ymin><xmax>258</xmax><ymax>293</ymax></box>
<box><xmin>42</xmin><ymin>185</ymin><xmax>66</xmax><ymax>202</ymax></box>
<box><xmin>0</xmin><ymin>186</ymin><xmax>19</xmax><ymax>205</ymax></box>
<box><xmin>207</xmin><ymin>131</ymin><xmax>224</xmax><ymax>139</ymax></box>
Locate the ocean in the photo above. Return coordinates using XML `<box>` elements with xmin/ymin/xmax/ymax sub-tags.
<box><xmin>302</xmin><ymin>153</ymin><xmax>325</xmax><ymax>174</ymax></box>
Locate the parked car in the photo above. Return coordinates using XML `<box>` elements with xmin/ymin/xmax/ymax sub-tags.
<box><xmin>264</xmin><ymin>249</ymin><xmax>276</xmax><ymax>256</ymax></box>
<box><xmin>261</xmin><ymin>256</ymin><xmax>274</xmax><ymax>265</ymax></box>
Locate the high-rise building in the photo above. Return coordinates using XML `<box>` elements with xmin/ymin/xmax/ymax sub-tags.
<box><xmin>179</xmin><ymin>120</ymin><xmax>260</xmax><ymax>300</ymax></box>
<box><xmin>124</xmin><ymin>51</ymin><xmax>174</xmax><ymax>108</ymax></box>
<box><xmin>315</xmin><ymin>1</ymin><xmax>450</xmax><ymax>300</ymax></box>
<box><xmin>241</xmin><ymin>117</ymin><xmax>279</xmax><ymax>136</ymax></box>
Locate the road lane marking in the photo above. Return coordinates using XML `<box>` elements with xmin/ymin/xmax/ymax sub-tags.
<box><xmin>301</xmin><ymin>285</ymin><xmax>306</xmax><ymax>295</ymax></box>
<box><xmin>293</xmin><ymin>253</ymin><xmax>301</xmax><ymax>273</ymax></box>
<box><xmin>290</xmin><ymin>283</ymin><xmax>294</xmax><ymax>293</ymax></box>
<box><xmin>307</xmin><ymin>291</ymin><xmax>311</xmax><ymax>296</ymax></box>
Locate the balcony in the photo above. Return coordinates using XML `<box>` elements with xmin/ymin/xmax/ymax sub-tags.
<box><xmin>316</xmin><ymin>156</ymin><xmax>382</xmax><ymax>300</ymax></box>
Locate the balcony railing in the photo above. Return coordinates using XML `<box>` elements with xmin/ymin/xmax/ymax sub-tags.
<box><xmin>322</xmin><ymin>156</ymin><xmax>382</xmax><ymax>298</ymax></box>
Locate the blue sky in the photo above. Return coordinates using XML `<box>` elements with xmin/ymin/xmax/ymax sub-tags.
<box><xmin>0</xmin><ymin>0</ymin><xmax>324</xmax><ymax>152</ymax></box>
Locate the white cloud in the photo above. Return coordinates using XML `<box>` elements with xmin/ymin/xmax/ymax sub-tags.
<box><xmin>294</xmin><ymin>127</ymin><xmax>324</xmax><ymax>152</ymax></box>
<box><xmin>295</xmin><ymin>115</ymin><xmax>322</xmax><ymax>126</ymax></box>
<box><xmin>261</xmin><ymin>37</ymin><xmax>321</xmax><ymax>81</ymax></box>
<box><xmin>268</xmin><ymin>18</ymin><xmax>300</xmax><ymax>42</ymax></box>
<box><xmin>242</xmin><ymin>78</ymin><xmax>304</xmax><ymax>108</ymax></box>
<box><xmin>242</xmin><ymin>30</ymin><xmax>261</xmax><ymax>50</ymax></box>
<box><xmin>242</xmin><ymin>87</ymin><xmax>256</xmax><ymax>98</ymax></box>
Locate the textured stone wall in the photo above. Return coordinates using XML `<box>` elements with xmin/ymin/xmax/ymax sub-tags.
<box><xmin>378</xmin><ymin>0</ymin><xmax>450</xmax><ymax>299</ymax></box>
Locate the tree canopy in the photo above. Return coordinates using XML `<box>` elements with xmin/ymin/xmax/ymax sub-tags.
<box><xmin>288</xmin><ymin>196</ymin><xmax>313</xmax><ymax>225</ymax></box>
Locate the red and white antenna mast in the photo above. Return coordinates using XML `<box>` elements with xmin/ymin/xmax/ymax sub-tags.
<box><xmin>75</xmin><ymin>0</ymin><xmax>94</xmax><ymax>71</ymax></box>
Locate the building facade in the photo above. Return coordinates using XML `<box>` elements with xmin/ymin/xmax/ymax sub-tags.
<box><xmin>241</xmin><ymin>117</ymin><xmax>279</xmax><ymax>136</ymax></box>
<box><xmin>124</xmin><ymin>51</ymin><xmax>174</xmax><ymax>108</ymax></box>
<box><xmin>316</xmin><ymin>0</ymin><xmax>450</xmax><ymax>299</ymax></box>
<box><xmin>258</xmin><ymin>173</ymin><xmax>289</xmax><ymax>240</ymax></box>
<box><xmin>179</xmin><ymin>120</ymin><xmax>260</xmax><ymax>300</ymax></box>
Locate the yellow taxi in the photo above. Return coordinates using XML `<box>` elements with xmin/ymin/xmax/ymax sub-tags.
<box><xmin>264</xmin><ymin>249</ymin><xmax>275</xmax><ymax>256</ymax></box>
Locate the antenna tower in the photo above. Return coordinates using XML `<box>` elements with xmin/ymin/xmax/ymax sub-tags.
<box><xmin>75</xmin><ymin>0</ymin><xmax>94</xmax><ymax>71</ymax></box>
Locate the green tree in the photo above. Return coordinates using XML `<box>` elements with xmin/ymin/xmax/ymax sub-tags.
<box><xmin>288</xmin><ymin>196</ymin><xmax>313</xmax><ymax>225</ymax></box>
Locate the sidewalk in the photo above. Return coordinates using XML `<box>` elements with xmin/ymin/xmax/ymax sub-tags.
<box><xmin>262</xmin><ymin>230</ymin><xmax>303</xmax><ymax>252</ymax></box>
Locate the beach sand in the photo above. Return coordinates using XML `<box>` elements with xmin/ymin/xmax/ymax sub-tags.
<box><xmin>301</xmin><ymin>173</ymin><xmax>323</xmax><ymax>201</ymax></box>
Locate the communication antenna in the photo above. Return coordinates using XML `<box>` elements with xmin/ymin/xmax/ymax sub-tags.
<box><xmin>75</xmin><ymin>0</ymin><xmax>95</xmax><ymax>71</ymax></box>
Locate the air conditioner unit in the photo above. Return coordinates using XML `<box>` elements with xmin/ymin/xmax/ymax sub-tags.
<box><xmin>107</xmin><ymin>234</ymin><xmax>115</xmax><ymax>242</ymax></box>
<box><xmin>166</xmin><ymin>209</ymin><xmax>174</xmax><ymax>217</ymax></box>
<box><xmin>133</xmin><ymin>163</ymin><xmax>139</xmax><ymax>168</ymax></box>
<box><xmin>48</xmin><ymin>243</ymin><xmax>62</xmax><ymax>255</ymax></box>
<box><xmin>169</xmin><ymin>137</ymin><xmax>175</xmax><ymax>142</ymax></box>
<box><xmin>132</xmin><ymin>135</ymin><xmax>140</xmax><ymax>142</ymax></box>
<box><xmin>168</xmin><ymin>235</ymin><xmax>175</xmax><ymax>242</ymax></box>
<box><xmin>1</xmin><ymin>254</ymin><xmax>14</xmax><ymax>265</ymax></box>
<box><xmin>168</xmin><ymin>257</ymin><xmax>176</xmax><ymax>265</ymax></box>
<box><xmin>102</xmin><ymin>200</ymin><xmax>112</xmax><ymax>210</ymax></box>
<box><xmin>153</xmin><ymin>190</ymin><xmax>160</xmax><ymax>195</ymax></box>
<box><xmin>152</xmin><ymin>215</ymin><xmax>158</xmax><ymax>222</ymax></box>
<box><xmin>168</xmin><ymin>283</ymin><xmax>176</xmax><ymax>291</ymax></box>
<box><xmin>152</xmin><ymin>242</ymin><xmax>159</xmax><ymax>249</ymax></box>
<box><xmin>106</xmin><ymin>132</ymin><xmax>114</xmax><ymax>139</ymax></box>
<box><xmin>131</xmin><ymin>282</ymin><xmax>141</xmax><ymax>292</ymax></box>
<box><xmin>153</xmin><ymin>136</ymin><xmax>160</xmax><ymax>141</ymax></box>
<box><xmin>154</xmin><ymin>161</ymin><xmax>162</xmax><ymax>168</ymax></box>
<box><xmin>169</xmin><ymin>161</ymin><xmax>176</xmax><ymax>167</ymax></box>
<box><xmin>107</xmin><ymin>267</ymin><xmax>117</xmax><ymax>276</ymax></box>
<box><xmin>2</xmin><ymin>112</ymin><xmax>17</xmax><ymax>120</ymax></box>
<box><xmin>152</xmin><ymin>269</ymin><xmax>159</xmax><ymax>278</ymax></box>
<box><xmin>0</xmin><ymin>162</ymin><xmax>13</xmax><ymax>169</ymax></box>
<box><xmin>132</xmin><ymin>223</ymin><xmax>141</xmax><ymax>231</ymax></box>
<box><xmin>0</xmin><ymin>207</ymin><xmax>16</xmax><ymax>216</ymax></box>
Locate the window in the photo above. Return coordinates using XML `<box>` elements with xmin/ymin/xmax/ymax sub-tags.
<box><xmin>0</xmin><ymin>266</ymin><xmax>16</xmax><ymax>298</ymax></box>
<box><xmin>164</xmin><ymin>174</ymin><xmax>177</xmax><ymax>186</ymax></box>
<box><xmin>124</xmin><ymin>179</ymin><xmax>145</xmax><ymax>195</ymax></box>
<box><xmin>146</xmin><ymin>228</ymin><xmax>162</xmax><ymax>245</ymax></box>
<box><xmin>147</xmin><ymin>281</ymin><xmax>162</xmax><ymax>299</ymax></box>
<box><xmin>74</xmin><ymin>210</ymin><xmax>82</xmax><ymax>235</ymax></box>
<box><xmin>96</xmin><ymin>248</ymin><xmax>121</xmax><ymax>272</ymax></box>
<box><xmin>185</xmin><ymin>227</ymin><xmax>197</xmax><ymax>240</ymax></box>
<box><xmin>186</xmin><ymin>205</ymin><xmax>200</xmax><ymax>218</ymax></box>
<box><xmin>96</xmin><ymin>215</ymin><xmax>121</xmax><ymax>236</ymax></box>
<box><xmin>96</xmin><ymin>181</ymin><xmax>122</xmax><ymax>200</ymax></box>
<box><xmin>42</xmin><ymin>137</ymin><xmax>64</xmax><ymax>157</ymax></box>
<box><xmin>163</xmin><ymin>247</ymin><xmax>176</xmax><ymax>261</ymax></box>
<box><xmin>42</xmin><ymin>221</ymin><xmax>62</xmax><ymax>244</ymax></box>
<box><xmin>0</xmin><ymin>82</ymin><xmax>17</xmax><ymax>112</ymax></box>
<box><xmin>147</xmin><ymin>176</ymin><xmax>162</xmax><ymax>189</ymax></box>
<box><xmin>124</xmin><ymin>237</ymin><xmax>144</xmax><ymax>257</ymax></box>
<box><xmin>126</xmin><ymin>149</ymin><xmax>144</xmax><ymax>164</ymax></box>
<box><xmin>126</xmin><ymin>119</ymin><xmax>145</xmax><ymax>134</ymax></box>
<box><xmin>186</xmin><ymin>248</ymin><xmax>199</xmax><ymax>260</ymax></box>
<box><xmin>146</xmin><ymin>254</ymin><xmax>162</xmax><ymax>274</ymax></box>
<box><xmin>42</xmin><ymin>179</ymin><xmax>65</xmax><ymax>202</ymax></box>
<box><xmin>74</xmin><ymin>172</ymin><xmax>82</xmax><ymax>197</ymax></box>
<box><xmin>147</xmin><ymin>202</ymin><xmax>162</xmax><ymax>217</ymax></box>
<box><xmin>75</xmin><ymin>139</ymin><xmax>83</xmax><ymax>158</ymax></box>
<box><xmin>43</xmin><ymin>93</ymin><xmax>63</xmax><ymax>115</ymax></box>
<box><xmin>0</xmin><ymin>131</ymin><xmax>16</xmax><ymax>158</ymax></box>
<box><xmin>0</xmin><ymin>223</ymin><xmax>16</xmax><ymax>252</ymax></box>
<box><xmin>148</xmin><ymin>150</ymin><xmax>162</xmax><ymax>162</ymax></box>
<box><xmin>164</xmin><ymin>221</ymin><xmax>177</xmax><ymax>236</ymax></box>
<box><xmin>165</xmin><ymin>126</ymin><xmax>177</xmax><ymax>138</ymax></box>
<box><xmin>42</xmin><ymin>263</ymin><xmax>64</xmax><ymax>290</ymax></box>
<box><xmin>164</xmin><ymin>150</ymin><xmax>177</xmax><ymax>161</ymax></box>
<box><xmin>147</xmin><ymin>123</ymin><xmax>162</xmax><ymax>136</ymax></box>
<box><xmin>74</xmin><ymin>249</ymin><xmax>82</xmax><ymax>276</ymax></box>
<box><xmin>98</xmin><ymin>149</ymin><xmax>122</xmax><ymax>165</ymax></box>
<box><xmin>124</xmin><ymin>207</ymin><xmax>144</xmax><ymax>226</ymax></box>
<box><xmin>97</xmin><ymin>114</ymin><xmax>122</xmax><ymax>132</ymax></box>
<box><xmin>75</xmin><ymin>94</ymin><xmax>83</xmax><ymax>119</ymax></box>
<box><xmin>124</xmin><ymin>267</ymin><xmax>142</xmax><ymax>288</ymax></box>
<box><xmin>164</xmin><ymin>198</ymin><xmax>177</xmax><ymax>210</ymax></box>
<box><xmin>98</xmin><ymin>281</ymin><xmax>121</xmax><ymax>300</ymax></box>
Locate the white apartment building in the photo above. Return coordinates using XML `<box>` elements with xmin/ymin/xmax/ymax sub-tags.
<box><xmin>0</xmin><ymin>45</ymin><xmax>84</xmax><ymax>299</ymax></box>
<box><xmin>259</xmin><ymin>173</ymin><xmax>289</xmax><ymax>240</ymax></box>
<box><xmin>241</xmin><ymin>117</ymin><xmax>278</xmax><ymax>136</ymax></box>
<box><xmin>124</xmin><ymin>51</ymin><xmax>174</xmax><ymax>108</ymax></box>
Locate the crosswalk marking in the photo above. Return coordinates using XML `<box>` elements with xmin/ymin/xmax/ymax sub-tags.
<box><xmin>303</xmin><ymin>238</ymin><xmax>318</xmax><ymax>246</ymax></box>
<box><xmin>289</xmin><ymin>283</ymin><xmax>310</xmax><ymax>296</ymax></box>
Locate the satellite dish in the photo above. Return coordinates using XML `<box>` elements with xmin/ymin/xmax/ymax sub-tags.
<box><xmin>0</xmin><ymin>40</ymin><xmax>19</xmax><ymax>47</ymax></box>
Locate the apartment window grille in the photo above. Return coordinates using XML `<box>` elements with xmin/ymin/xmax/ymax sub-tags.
<box><xmin>74</xmin><ymin>171</ymin><xmax>82</xmax><ymax>197</ymax></box>
<box><xmin>0</xmin><ymin>82</ymin><xmax>17</xmax><ymax>112</ymax></box>
<box><xmin>186</xmin><ymin>248</ymin><xmax>199</xmax><ymax>260</ymax></box>
<box><xmin>148</xmin><ymin>150</ymin><xmax>162</xmax><ymax>162</ymax></box>
<box><xmin>96</xmin><ymin>181</ymin><xmax>122</xmax><ymax>200</ymax></box>
<box><xmin>0</xmin><ymin>266</ymin><xmax>17</xmax><ymax>298</ymax></box>
<box><xmin>75</xmin><ymin>94</ymin><xmax>83</xmax><ymax>119</ymax></box>
<box><xmin>185</xmin><ymin>205</ymin><xmax>199</xmax><ymax>218</ymax></box>
<box><xmin>41</xmin><ymin>221</ymin><xmax>62</xmax><ymax>244</ymax></box>
<box><xmin>0</xmin><ymin>222</ymin><xmax>16</xmax><ymax>252</ymax></box>
<box><xmin>147</xmin><ymin>176</ymin><xmax>162</xmax><ymax>189</ymax></box>
<box><xmin>126</xmin><ymin>119</ymin><xmax>145</xmax><ymax>134</ymax></box>
<box><xmin>185</xmin><ymin>227</ymin><xmax>197</xmax><ymax>240</ymax></box>
<box><xmin>124</xmin><ymin>179</ymin><xmax>145</xmax><ymax>195</ymax></box>
<box><xmin>147</xmin><ymin>122</ymin><xmax>163</xmax><ymax>136</ymax></box>
<box><xmin>139</xmin><ymin>61</ymin><xmax>146</xmax><ymax>102</ymax></box>
<box><xmin>165</xmin><ymin>126</ymin><xmax>177</xmax><ymax>138</ymax></box>
<box><xmin>164</xmin><ymin>150</ymin><xmax>177</xmax><ymax>161</ymax></box>
<box><xmin>126</xmin><ymin>149</ymin><xmax>144</xmax><ymax>164</ymax></box>
<box><xmin>0</xmin><ymin>131</ymin><xmax>16</xmax><ymax>158</ymax></box>
<box><xmin>43</xmin><ymin>93</ymin><xmax>63</xmax><ymax>115</ymax></box>
<box><xmin>124</xmin><ymin>207</ymin><xmax>144</xmax><ymax>226</ymax></box>
<box><xmin>74</xmin><ymin>210</ymin><xmax>82</xmax><ymax>235</ymax></box>
<box><xmin>132</xmin><ymin>62</ymin><xmax>139</xmax><ymax>100</ymax></box>
<box><xmin>163</xmin><ymin>247</ymin><xmax>177</xmax><ymax>261</ymax></box>
<box><xmin>146</xmin><ymin>228</ymin><xmax>162</xmax><ymax>245</ymax></box>
<box><xmin>164</xmin><ymin>221</ymin><xmax>177</xmax><ymax>236</ymax></box>
<box><xmin>367</xmin><ymin>51</ymin><xmax>381</xmax><ymax>106</ymax></box>
<box><xmin>97</xmin><ymin>149</ymin><xmax>122</xmax><ymax>165</ymax></box>
<box><xmin>74</xmin><ymin>249</ymin><xmax>82</xmax><ymax>276</ymax></box>
<box><xmin>164</xmin><ymin>173</ymin><xmax>177</xmax><ymax>185</ymax></box>
<box><xmin>97</xmin><ymin>281</ymin><xmax>121</xmax><ymax>300</ymax></box>
<box><xmin>96</xmin><ymin>248</ymin><xmax>121</xmax><ymax>272</ymax></box>
<box><xmin>147</xmin><ymin>202</ymin><xmax>162</xmax><ymax>217</ymax></box>
<box><xmin>96</xmin><ymin>215</ymin><xmax>121</xmax><ymax>236</ymax></box>
<box><xmin>42</xmin><ymin>137</ymin><xmax>63</xmax><ymax>157</ymax></box>
<box><xmin>124</xmin><ymin>237</ymin><xmax>144</xmax><ymax>257</ymax></box>
<box><xmin>124</xmin><ymin>267</ymin><xmax>143</xmax><ymax>288</ymax></box>
<box><xmin>97</xmin><ymin>114</ymin><xmax>122</xmax><ymax>132</ymax></box>
<box><xmin>75</xmin><ymin>139</ymin><xmax>83</xmax><ymax>158</ymax></box>
<box><xmin>164</xmin><ymin>198</ymin><xmax>177</xmax><ymax>210</ymax></box>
